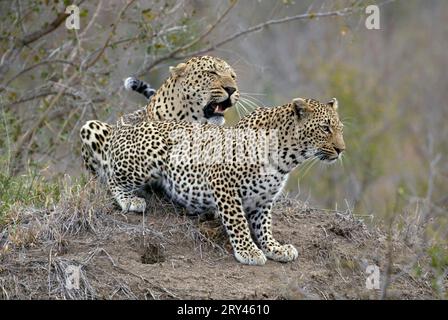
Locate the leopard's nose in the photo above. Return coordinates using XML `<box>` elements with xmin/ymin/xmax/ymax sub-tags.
<box><xmin>224</xmin><ymin>86</ymin><xmax>236</xmax><ymax>96</ymax></box>
<box><xmin>334</xmin><ymin>146</ymin><xmax>345</xmax><ymax>155</ymax></box>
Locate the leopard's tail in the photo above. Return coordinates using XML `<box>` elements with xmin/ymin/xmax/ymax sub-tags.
<box><xmin>124</xmin><ymin>77</ymin><xmax>156</xmax><ymax>100</ymax></box>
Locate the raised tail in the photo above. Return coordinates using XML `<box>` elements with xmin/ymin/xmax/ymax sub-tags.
<box><xmin>124</xmin><ymin>77</ymin><xmax>156</xmax><ymax>100</ymax></box>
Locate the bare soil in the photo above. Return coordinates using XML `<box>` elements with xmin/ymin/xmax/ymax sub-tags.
<box><xmin>0</xmin><ymin>183</ymin><xmax>438</xmax><ymax>299</ymax></box>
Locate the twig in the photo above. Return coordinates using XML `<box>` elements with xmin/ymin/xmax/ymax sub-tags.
<box><xmin>79</xmin><ymin>0</ymin><xmax>103</xmax><ymax>39</ymax></box>
<box><xmin>19</xmin><ymin>0</ymin><xmax>86</xmax><ymax>46</ymax></box>
<box><xmin>20</xmin><ymin>13</ymin><xmax>69</xmax><ymax>47</ymax></box>
<box><xmin>187</xmin><ymin>7</ymin><xmax>353</xmax><ymax>56</ymax></box>
<box><xmin>82</xmin><ymin>0</ymin><xmax>136</xmax><ymax>70</ymax></box>
<box><xmin>15</xmin><ymin>0</ymin><xmax>26</xmax><ymax>36</ymax></box>
<box><xmin>85</xmin><ymin>35</ymin><xmax>142</xmax><ymax>60</ymax></box>
<box><xmin>2</xmin><ymin>91</ymin><xmax>78</xmax><ymax>109</ymax></box>
<box><xmin>9</xmin><ymin>0</ymin><xmax>136</xmax><ymax>169</ymax></box>
<box><xmin>144</xmin><ymin>4</ymin><xmax>359</xmax><ymax>73</ymax></box>
<box><xmin>321</xmin><ymin>226</ymin><xmax>328</xmax><ymax>238</ymax></box>
<box><xmin>139</xmin><ymin>0</ymin><xmax>238</xmax><ymax>75</ymax></box>
<box><xmin>2</xmin><ymin>60</ymin><xmax>77</xmax><ymax>89</ymax></box>
<box><xmin>148</xmin><ymin>0</ymin><xmax>394</xmax><ymax>69</ymax></box>
<box><xmin>84</xmin><ymin>247</ymin><xmax>117</xmax><ymax>267</ymax></box>
<box><xmin>112</xmin><ymin>263</ymin><xmax>178</xmax><ymax>299</ymax></box>
<box><xmin>11</xmin><ymin>72</ymin><xmax>78</xmax><ymax>172</ymax></box>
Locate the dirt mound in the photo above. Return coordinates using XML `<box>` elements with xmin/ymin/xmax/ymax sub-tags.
<box><xmin>0</xmin><ymin>182</ymin><xmax>438</xmax><ymax>299</ymax></box>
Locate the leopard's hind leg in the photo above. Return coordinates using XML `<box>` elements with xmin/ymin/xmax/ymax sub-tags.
<box><xmin>79</xmin><ymin>120</ymin><xmax>113</xmax><ymax>181</ymax></box>
<box><xmin>108</xmin><ymin>177</ymin><xmax>146</xmax><ymax>213</ymax></box>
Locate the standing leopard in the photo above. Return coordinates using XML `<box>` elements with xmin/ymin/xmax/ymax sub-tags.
<box><xmin>104</xmin><ymin>97</ymin><xmax>345</xmax><ymax>265</ymax></box>
<box><xmin>80</xmin><ymin>56</ymin><xmax>239</xmax><ymax>181</ymax></box>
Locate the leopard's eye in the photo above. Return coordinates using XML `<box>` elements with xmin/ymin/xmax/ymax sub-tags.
<box><xmin>230</xmin><ymin>74</ymin><xmax>236</xmax><ymax>80</ymax></box>
<box><xmin>207</xmin><ymin>70</ymin><xmax>218</xmax><ymax>76</ymax></box>
<box><xmin>320</xmin><ymin>124</ymin><xmax>332</xmax><ymax>134</ymax></box>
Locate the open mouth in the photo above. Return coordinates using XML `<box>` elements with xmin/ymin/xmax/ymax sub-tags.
<box><xmin>203</xmin><ymin>97</ymin><xmax>233</xmax><ymax>119</ymax></box>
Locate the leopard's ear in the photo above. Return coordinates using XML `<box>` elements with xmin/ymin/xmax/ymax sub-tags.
<box><xmin>169</xmin><ymin>62</ymin><xmax>187</xmax><ymax>78</ymax></box>
<box><xmin>293</xmin><ymin>98</ymin><xmax>313</xmax><ymax>119</ymax></box>
<box><xmin>327</xmin><ymin>98</ymin><xmax>338</xmax><ymax>110</ymax></box>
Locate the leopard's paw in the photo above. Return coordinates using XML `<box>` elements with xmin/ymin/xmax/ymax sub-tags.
<box><xmin>121</xmin><ymin>197</ymin><xmax>146</xmax><ymax>213</ymax></box>
<box><xmin>234</xmin><ymin>247</ymin><xmax>267</xmax><ymax>266</ymax></box>
<box><xmin>264</xmin><ymin>244</ymin><xmax>298</xmax><ymax>262</ymax></box>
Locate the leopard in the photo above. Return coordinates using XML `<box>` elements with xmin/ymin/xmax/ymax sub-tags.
<box><xmin>80</xmin><ymin>56</ymin><xmax>239</xmax><ymax>181</ymax></box>
<box><xmin>104</xmin><ymin>96</ymin><xmax>345</xmax><ymax>265</ymax></box>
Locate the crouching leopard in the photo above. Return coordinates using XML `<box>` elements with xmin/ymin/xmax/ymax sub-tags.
<box><xmin>80</xmin><ymin>56</ymin><xmax>239</xmax><ymax>181</ymax></box>
<box><xmin>105</xmin><ymin>97</ymin><xmax>345</xmax><ymax>265</ymax></box>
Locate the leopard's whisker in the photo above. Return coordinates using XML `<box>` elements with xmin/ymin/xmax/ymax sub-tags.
<box><xmin>237</xmin><ymin>99</ymin><xmax>254</xmax><ymax>118</ymax></box>
<box><xmin>240</xmin><ymin>94</ymin><xmax>265</xmax><ymax>107</ymax></box>
<box><xmin>240</xmin><ymin>91</ymin><xmax>267</xmax><ymax>96</ymax></box>
<box><xmin>235</xmin><ymin>101</ymin><xmax>244</xmax><ymax>119</ymax></box>
<box><xmin>338</xmin><ymin>153</ymin><xmax>346</xmax><ymax>169</ymax></box>
<box><xmin>237</xmin><ymin>99</ymin><xmax>254</xmax><ymax>116</ymax></box>
<box><xmin>239</xmin><ymin>97</ymin><xmax>258</xmax><ymax>112</ymax></box>
<box><xmin>299</xmin><ymin>157</ymin><xmax>319</xmax><ymax>180</ymax></box>
<box><xmin>238</xmin><ymin>102</ymin><xmax>255</xmax><ymax>115</ymax></box>
<box><xmin>242</xmin><ymin>93</ymin><xmax>265</xmax><ymax>104</ymax></box>
<box><xmin>296</xmin><ymin>157</ymin><xmax>315</xmax><ymax>179</ymax></box>
<box><xmin>340</xmin><ymin>118</ymin><xmax>352</xmax><ymax>127</ymax></box>
<box><xmin>240</xmin><ymin>96</ymin><xmax>261</xmax><ymax>109</ymax></box>
<box><xmin>236</xmin><ymin>100</ymin><xmax>249</xmax><ymax>116</ymax></box>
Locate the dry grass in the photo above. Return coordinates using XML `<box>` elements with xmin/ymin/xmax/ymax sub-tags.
<box><xmin>0</xmin><ymin>179</ymin><xmax>444</xmax><ymax>300</ymax></box>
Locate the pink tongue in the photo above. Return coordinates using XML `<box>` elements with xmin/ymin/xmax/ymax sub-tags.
<box><xmin>215</xmin><ymin>105</ymin><xmax>225</xmax><ymax>113</ymax></box>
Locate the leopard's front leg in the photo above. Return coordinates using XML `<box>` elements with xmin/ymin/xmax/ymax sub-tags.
<box><xmin>248</xmin><ymin>202</ymin><xmax>298</xmax><ymax>262</ymax></box>
<box><xmin>212</xmin><ymin>188</ymin><xmax>267</xmax><ymax>266</ymax></box>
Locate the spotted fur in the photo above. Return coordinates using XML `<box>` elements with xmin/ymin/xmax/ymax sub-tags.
<box><xmin>104</xmin><ymin>97</ymin><xmax>345</xmax><ymax>265</ymax></box>
<box><xmin>80</xmin><ymin>56</ymin><xmax>239</xmax><ymax>180</ymax></box>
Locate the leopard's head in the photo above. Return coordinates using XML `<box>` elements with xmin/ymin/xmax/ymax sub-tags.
<box><xmin>151</xmin><ymin>56</ymin><xmax>239</xmax><ymax>125</ymax></box>
<box><xmin>292</xmin><ymin>97</ymin><xmax>345</xmax><ymax>163</ymax></box>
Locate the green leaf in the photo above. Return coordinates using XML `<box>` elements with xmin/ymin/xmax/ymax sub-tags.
<box><xmin>142</xmin><ymin>8</ymin><xmax>155</xmax><ymax>21</ymax></box>
<box><xmin>80</xmin><ymin>9</ymin><xmax>89</xmax><ymax>18</ymax></box>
